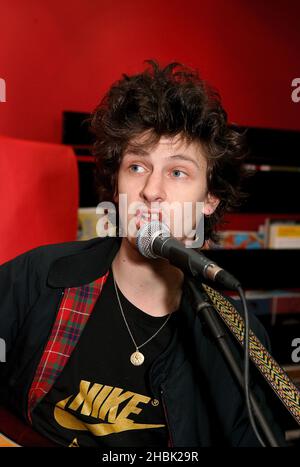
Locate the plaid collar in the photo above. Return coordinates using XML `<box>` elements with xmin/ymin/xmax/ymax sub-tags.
<box><xmin>28</xmin><ymin>237</ymin><xmax>121</xmax><ymax>418</ymax></box>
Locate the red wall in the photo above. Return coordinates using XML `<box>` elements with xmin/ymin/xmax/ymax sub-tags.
<box><xmin>0</xmin><ymin>0</ymin><xmax>299</xmax><ymax>144</ymax></box>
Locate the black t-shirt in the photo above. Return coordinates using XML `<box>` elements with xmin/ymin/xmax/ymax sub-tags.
<box><xmin>32</xmin><ymin>270</ymin><xmax>178</xmax><ymax>447</ymax></box>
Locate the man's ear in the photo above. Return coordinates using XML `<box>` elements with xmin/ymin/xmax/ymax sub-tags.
<box><xmin>203</xmin><ymin>192</ymin><xmax>220</xmax><ymax>216</ymax></box>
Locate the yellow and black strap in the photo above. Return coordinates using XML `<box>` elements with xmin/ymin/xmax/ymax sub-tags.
<box><xmin>203</xmin><ymin>284</ymin><xmax>300</xmax><ymax>426</ymax></box>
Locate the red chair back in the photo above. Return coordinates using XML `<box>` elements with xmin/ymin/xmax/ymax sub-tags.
<box><xmin>0</xmin><ymin>135</ymin><xmax>79</xmax><ymax>264</ymax></box>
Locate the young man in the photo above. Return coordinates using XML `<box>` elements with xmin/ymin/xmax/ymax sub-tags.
<box><xmin>0</xmin><ymin>61</ymin><xmax>287</xmax><ymax>447</ymax></box>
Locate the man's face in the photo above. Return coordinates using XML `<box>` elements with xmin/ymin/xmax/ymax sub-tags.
<box><xmin>115</xmin><ymin>133</ymin><xmax>219</xmax><ymax>249</ymax></box>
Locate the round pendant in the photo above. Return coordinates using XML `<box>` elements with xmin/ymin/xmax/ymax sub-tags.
<box><xmin>130</xmin><ymin>351</ymin><xmax>145</xmax><ymax>366</ymax></box>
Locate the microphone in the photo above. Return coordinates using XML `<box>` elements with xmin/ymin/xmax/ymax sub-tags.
<box><xmin>136</xmin><ymin>221</ymin><xmax>241</xmax><ymax>290</ymax></box>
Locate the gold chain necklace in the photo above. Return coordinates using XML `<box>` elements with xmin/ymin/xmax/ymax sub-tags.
<box><xmin>113</xmin><ymin>274</ymin><xmax>172</xmax><ymax>366</ymax></box>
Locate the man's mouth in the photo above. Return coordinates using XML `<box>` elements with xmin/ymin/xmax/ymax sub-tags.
<box><xmin>135</xmin><ymin>209</ymin><xmax>163</xmax><ymax>229</ymax></box>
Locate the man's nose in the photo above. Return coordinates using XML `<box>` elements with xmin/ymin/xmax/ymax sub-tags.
<box><xmin>140</xmin><ymin>171</ymin><xmax>166</xmax><ymax>203</ymax></box>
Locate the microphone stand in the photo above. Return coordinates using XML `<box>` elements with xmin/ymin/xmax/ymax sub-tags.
<box><xmin>187</xmin><ymin>278</ymin><xmax>282</xmax><ymax>447</ymax></box>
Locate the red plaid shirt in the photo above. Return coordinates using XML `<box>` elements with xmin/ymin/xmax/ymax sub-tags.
<box><xmin>27</xmin><ymin>272</ymin><xmax>109</xmax><ymax>421</ymax></box>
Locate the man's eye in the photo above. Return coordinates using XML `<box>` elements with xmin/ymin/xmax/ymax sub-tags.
<box><xmin>172</xmin><ymin>169</ymin><xmax>187</xmax><ymax>178</ymax></box>
<box><xmin>129</xmin><ymin>164</ymin><xmax>145</xmax><ymax>173</ymax></box>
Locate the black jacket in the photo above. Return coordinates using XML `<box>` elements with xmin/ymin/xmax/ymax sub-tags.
<box><xmin>0</xmin><ymin>237</ymin><xmax>286</xmax><ymax>446</ymax></box>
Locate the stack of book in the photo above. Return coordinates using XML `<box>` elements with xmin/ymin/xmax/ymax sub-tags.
<box><xmin>215</xmin><ymin>218</ymin><xmax>300</xmax><ymax>250</ymax></box>
<box><xmin>265</xmin><ymin>219</ymin><xmax>300</xmax><ymax>249</ymax></box>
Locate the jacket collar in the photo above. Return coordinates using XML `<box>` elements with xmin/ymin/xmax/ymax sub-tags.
<box><xmin>47</xmin><ymin>237</ymin><xmax>121</xmax><ymax>288</ymax></box>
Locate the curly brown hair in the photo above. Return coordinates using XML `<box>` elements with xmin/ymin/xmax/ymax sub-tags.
<box><xmin>90</xmin><ymin>60</ymin><xmax>248</xmax><ymax>242</ymax></box>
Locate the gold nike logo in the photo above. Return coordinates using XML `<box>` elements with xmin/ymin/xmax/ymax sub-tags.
<box><xmin>54</xmin><ymin>381</ymin><xmax>165</xmax><ymax>436</ymax></box>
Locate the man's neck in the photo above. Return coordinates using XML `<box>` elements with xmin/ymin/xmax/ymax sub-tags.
<box><xmin>111</xmin><ymin>238</ymin><xmax>184</xmax><ymax>317</ymax></box>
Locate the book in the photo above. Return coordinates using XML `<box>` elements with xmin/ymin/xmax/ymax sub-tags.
<box><xmin>265</xmin><ymin>219</ymin><xmax>300</xmax><ymax>249</ymax></box>
<box><xmin>77</xmin><ymin>207</ymin><xmax>99</xmax><ymax>241</ymax></box>
<box><xmin>214</xmin><ymin>229</ymin><xmax>265</xmax><ymax>249</ymax></box>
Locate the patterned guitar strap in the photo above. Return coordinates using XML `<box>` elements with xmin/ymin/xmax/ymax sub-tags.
<box><xmin>202</xmin><ymin>283</ymin><xmax>300</xmax><ymax>426</ymax></box>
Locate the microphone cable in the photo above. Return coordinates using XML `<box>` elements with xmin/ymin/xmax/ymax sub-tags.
<box><xmin>237</xmin><ymin>285</ymin><xmax>266</xmax><ymax>447</ymax></box>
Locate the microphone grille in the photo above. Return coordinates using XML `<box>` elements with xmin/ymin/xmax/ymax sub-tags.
<box><xmin>136</xmin><ymin>221</ymin><xmax>170</xmax><ymax>259</ymax></box>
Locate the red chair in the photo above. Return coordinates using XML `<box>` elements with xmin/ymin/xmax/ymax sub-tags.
<box><xmin>0</xmin><ymin>135</ymin><xmax>79</xmax><ymax>264</ymax></box>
